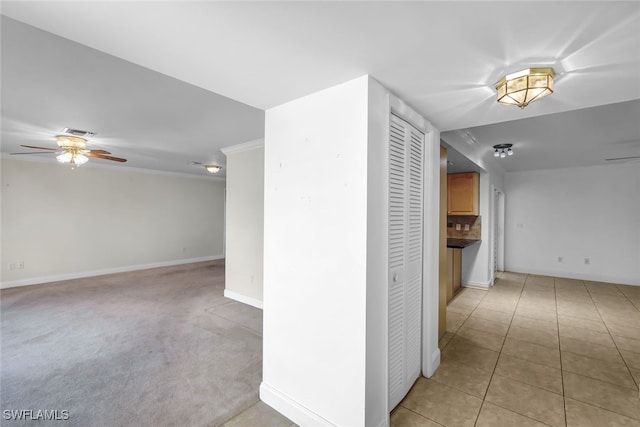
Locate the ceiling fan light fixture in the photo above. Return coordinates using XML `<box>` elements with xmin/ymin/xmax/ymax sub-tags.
<box><xmin>56</xmin><ymin>135</ymin><xmax>87</xmax><ymax>150</ymax></box>
<box><xmin>56</xmin><ymin>151</ymin><xmax>88</xmax><ymax>166</ymax></box>
<box><xmin>55</xmin><ymin>135</ymin><xmax>90</xmax><ymax>167</ymax></box>
<box><xmin>496</xmin><ymin>68</ymin><xmax>555</xmax><ymax>108</ymax></box>
<box><xmin>205</xmin><ymin>165</ymin><xmax>221</xmax><ymax>174</ymax></box>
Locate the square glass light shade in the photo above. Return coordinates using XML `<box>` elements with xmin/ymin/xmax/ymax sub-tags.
<box><xmin>496</xmin><ymin>68</ymin><xmax>555</xmax><ymax>108</ymax></box>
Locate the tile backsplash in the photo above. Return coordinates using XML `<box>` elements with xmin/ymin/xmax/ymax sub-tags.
<box><xmin>447</xmin><ymin>215</ymin><xmax>481</xmax><ymax>239</ymax></box>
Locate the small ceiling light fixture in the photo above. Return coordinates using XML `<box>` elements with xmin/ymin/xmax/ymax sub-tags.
<box><xmin>189</xmin><ymin>161</ymin><xmax>223</xmax><ymax>174</ymax></box>
<box><xmin>55</xmin><ymin>135</ymin><xmax>89</xmax><ymax>166</ymax></box>
<box><xmin>495</xmin><ymin>68</ymin><xmax>555</xmax><ymax>108</ymax></box>
<box><xmin>493</xmin><ymin>144</ymin><xmax>513</xmax><ymax>158</ymax></box>
<box><xmin>205</xmin><ymin>165</ymin><xmax>221</xmax><ymax>174</ymax></box>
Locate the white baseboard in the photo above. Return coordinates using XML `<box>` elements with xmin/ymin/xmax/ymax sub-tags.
<box><xmin>505</xmin><ymin>266</ymin><xmax>639</xmax><ymax>287</ymax></box>
<box><xmin>464</xmin><ymin>279</ymin><xmax>492</xmax><ymax>289</ymax></box>
<box><xmin>223</xmin><ymin>289</ymin><xmax>263</xmax><ymax>309</ymax></box>
<box><xmin>260</xmin><ymin>382</ymin><xmax>334</xmax><ymax>427</ymax></box>
<box><xmin>0</xmin><ymin>255</ymin><xmax>224</xmax><ymax>289</ymax></box>
<box><xmin>423</xmin><ymin>347</ymin><xmax>441</xmax><ymax>378</ymax></box>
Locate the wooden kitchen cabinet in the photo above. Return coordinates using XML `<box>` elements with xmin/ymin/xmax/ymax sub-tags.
<box><xmin>446</xmin><ymin>247</ymin><xmax>462</xmax><ymax>302</ymax></box>
<box><xmin>448</xmin><ymin>172</ymin><xmax>479</xmax><ymax>215</ymax></box>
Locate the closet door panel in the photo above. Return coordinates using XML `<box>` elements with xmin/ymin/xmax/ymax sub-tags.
<box><xmin>388</xmin><ymin>114</ymin><xmax>424</xmax><ymax>409</ymax></box>
<box><xmin>405</xmin><ymin>126</ymin><xmax>423</xmax><ymax>383</ymax></box>
<box><xmin>388</xmin><ymin>116</ymin><xmax>407</xmax><ymax>408</ymax></box>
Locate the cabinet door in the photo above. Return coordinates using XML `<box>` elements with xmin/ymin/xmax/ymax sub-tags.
<box><xmin>388</xmin><ymin>114</ymin><xmax>423</xmax><ymax>409</ymax></box>
<box><xmin>448</xmin><ymin>172</ymin><xmax>479</xmax><ymax>215</ymax></box>
<box><xmin>452</xmin><ymin>248</ymin><xmax>462</xmax><ymax>296</ymax></box>
<box><xmin>446</xmin><ymin>248</ymin><xmax>454</xmax><ymax>302</ymax></box>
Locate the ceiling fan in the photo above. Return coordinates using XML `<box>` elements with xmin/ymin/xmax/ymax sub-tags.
<box><xmin>11</xmin><ymin>132</ymin><xmax>127</xmax><ymax>166</ymax></box>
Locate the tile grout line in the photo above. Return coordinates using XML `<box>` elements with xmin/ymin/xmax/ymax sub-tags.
<box><xmin>443</xmin><ymin>275</ymin><xmax>638</xmax><ymax>427</ymax></box>
<box><xmin>483</xmin><ymin>275</ymin><xmax>567</xmax><ymax>426</ymax></box>
<box><xmin>420</xmin><ymin>286</ymin><xmax>494</xmax><ymax>426</ymax></box>
<box><xmin>585</xmin><ymin>284</ymin><xmax>640</xmax><ymax>396</ymax></box>
<box><xmin>554</xmin><ymin>277</ymin><xmax>568</xmax><ymax>427</ymax></box>
<box><xmin>446</xmin><ymin>283</ymin><xmax>494</xmax><ymax>427</ymax></box>
<box><xmin>472</xmin><ymin>273</ymin><xmax>527</xmax><ymax>427</ymax></box>
<box><xmin>615</xmin><ymin>284</ymin><xmax>640</xmax><ymax>312</ymax></box>
<box><xmin>396</xmin><ymin>405</ymin><xmax>447</xmax><ymax>427</ymax></box>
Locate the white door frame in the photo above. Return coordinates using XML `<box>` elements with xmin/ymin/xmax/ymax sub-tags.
<box><xmin>388</xmin><ymin>96</ymin><xmax>440</xmax><ymax>382</ymax></box>
<box><xmin>491</xmin><ymin>186</ymin><xmax>505</xmax><ymax>281</ymax></box>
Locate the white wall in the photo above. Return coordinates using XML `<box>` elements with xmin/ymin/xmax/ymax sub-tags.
<box><xmin>261</xmin><ymin>75</ymin><xmax>440</xmax><ymax>426</ymax></box>
<box><xmin>261</xmin><ymin>76</ymin><xmax>370</xmax><ymax>427</ymax></box>
<box><xmin>222</xmin><ymin>141</ymin><xmax>264</xmax><ymax>308</ymax></box>
<box><xmin>504</xmin><ymin>163</ymin><xmax>640</xmax><ymax>285</ymax></box>
<box><xmin>1</xmin><ymin>158</ymin><xmax>225</xmax><ymax>287</ymax></box>
<box><xmin>365</xmin><ymin>77</ymin><xmax>390</xmax><ymax>427</ymax></box>
<box><xmin>464</xmin><ymin>170</ymin><xmax>505</xmax><ymax>287</ymax></box>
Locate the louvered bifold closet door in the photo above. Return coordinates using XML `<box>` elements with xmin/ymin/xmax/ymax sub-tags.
<box><xmin>388</xmin><ymin>114</ymin><xmax>424</xmax><ymax>409</ymax></box>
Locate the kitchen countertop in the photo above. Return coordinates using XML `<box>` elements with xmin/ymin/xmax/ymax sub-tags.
<box><xmin>447</xmin><ymin>238</ymin><xmax>481</xmax><ymax>249</ymax></box>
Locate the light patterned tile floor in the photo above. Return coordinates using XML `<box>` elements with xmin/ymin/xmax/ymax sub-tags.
<box><xmin>392</xmin><ymin>272</ymin><xmax>640</xmax><ymax>427</ymax></box>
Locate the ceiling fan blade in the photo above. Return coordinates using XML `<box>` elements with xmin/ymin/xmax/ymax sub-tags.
<box><xmin>10</xmin><ymin>151</ymin><xmax>56</xmax><ymax>155</ymax></box>
<box><xmin>87</xmin><ymin>153</ymin><xmax>127</xmax><ymax>162</ymax></box>
<box><xmin>20</xmin><ymin>144</ymin><xmax>58</xmax><ymax>150</ymax></box>
<box><xmin>88</xmin><ymin>149</ymin><xmax>112</xmax><ymax>155</ymax></box>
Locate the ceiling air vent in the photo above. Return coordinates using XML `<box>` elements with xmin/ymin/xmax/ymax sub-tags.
<box><xmin>62</xmin><ymin>127</ymin><xmax>95</xmax><ymax>138</ymax></box>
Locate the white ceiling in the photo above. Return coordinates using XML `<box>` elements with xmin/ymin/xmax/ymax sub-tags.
<box><xmin>2</xmin><ymin>1</ymin><xmax>639</xmax><ymax>175</ymax></box>
<box><xmin>0</xmin><ymin>15</ymin><xmax>264</xmax><ymax>177</ymax></box>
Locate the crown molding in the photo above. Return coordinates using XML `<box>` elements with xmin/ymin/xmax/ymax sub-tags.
<box><xmin>221</xmin><ymin>138</ymin><xmax>264</xmax><ymax>155</ymax></box>
<box><xmin>1</xmin><ymin>154</ymin><xmax>225</xmax><ymax>181</ymax></box>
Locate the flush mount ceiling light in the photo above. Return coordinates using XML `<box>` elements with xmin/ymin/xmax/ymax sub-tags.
<box><xmin>205</xmin><ymin>165</ymin><xmax>221</xmax><ymax>174</ymax></box>
<box><xmin>495</xmin><ymin>68</ymin><xmax>555</xmax><ymax>108</ymax></box>
<box><xmin>493</xmin><ymin>144</ymin><xmax>513</xmax><ymax>158</ymax></box>
<box><xmin>190</xmin><ymin>161</ymin><xmax>222</xmax><ymax>174</ymax></box>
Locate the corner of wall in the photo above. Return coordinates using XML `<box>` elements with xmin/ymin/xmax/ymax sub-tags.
<box><xmin>223</xmin><ymin>289</ymin><xmax>263</xmax><ymax>309</ymax></box>
<box><xmin>260</xmin><ymin>383</ymin><xmax>334</xmax><ymax>427</ymax></box>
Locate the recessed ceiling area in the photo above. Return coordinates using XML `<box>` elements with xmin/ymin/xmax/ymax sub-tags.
<box><xmin>441</xmin><ymin>99</ymin><xmax>640</xmax><ymax>173</ymax></box>
<box><xmin>1</xmin><ymin>2</ymin><xmax>639</xmax><ymax>175</ymax></box>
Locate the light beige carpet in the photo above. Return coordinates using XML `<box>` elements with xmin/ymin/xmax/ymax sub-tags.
<box><xmin>1</xmin><ymin>260</ymin><xmax>262</xmax><ymax>426</ymax></box>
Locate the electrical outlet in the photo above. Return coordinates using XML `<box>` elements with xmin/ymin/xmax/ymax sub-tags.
<box><xmin>584</xmin><ymin>258</ymin><xmax>590</xmax><ymax>265</ymax></box>
<box><xmin>455</xmin><ymin>224</ymin><xmax>461</xmax><ymax>231</ymax></box>
<box><xmin>18</xmin><ymin>261</ymin><xmax>24</xmax><ymax>269</ymax></box>
<box><xmin>464</xmin><ymin>224</ymin><xmax>470</xmax><ymax>231</ymax></box>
